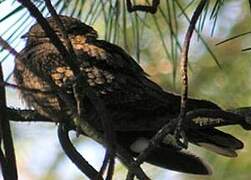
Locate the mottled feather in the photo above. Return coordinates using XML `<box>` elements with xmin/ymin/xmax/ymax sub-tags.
<box><xmin>14</xmin><ymin>15</ymin><xmax>247</xmax><ymax>175</ymax></box>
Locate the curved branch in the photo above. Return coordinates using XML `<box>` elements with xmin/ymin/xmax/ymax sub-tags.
<box><xmin>179</xmin><ymin>0</ymin><xmax>208</xmax><ymax>122</ymax></box>
<box><xmin>57</xmin><ymin>123</ymin><xmax>100</xmax><ymax>179</ymax></box>
<box><xmin>126</xmin><ymin>0</ymin><xmax>160</xmax><ymax>13</ymax></box>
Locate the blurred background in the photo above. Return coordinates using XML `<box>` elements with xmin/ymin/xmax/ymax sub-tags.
<box><xmin>1</xmin><ymin>0</ymin><xmax>251</xmax><ymax>179</ymax></box>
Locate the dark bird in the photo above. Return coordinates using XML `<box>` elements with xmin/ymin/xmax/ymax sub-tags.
<box><xmin>13</xmin><ymin>16</ymin><xmax>250</xmax><ymax>175</ymax></box>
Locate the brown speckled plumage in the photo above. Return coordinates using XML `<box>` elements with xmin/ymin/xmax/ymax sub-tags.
<box><xmin>13</xmin><ymin>16</ymin><xmax>246</xmax><ymax>175</ymax></box>
<box><xmin>14</xmin><ymin>16</ymin><xmax>177</xmax><ymax>122</ymax></box>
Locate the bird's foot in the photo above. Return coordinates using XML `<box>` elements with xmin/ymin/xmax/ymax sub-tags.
<box><xmin>73</xmin><ymin>116</ymin><xmax>82</xmax><ymax>137</ymax></box>
<box><xmin>162</xmin><ymin>126</ymin><xmax>188</xmax><ymax>150</ymax></box>
<box><xmin>163</xmin><ymin>134</ymin><xmax>184</xmax><ymax>150</ymax></box>
<box><xmin>174</xmin><ymin>119</ymin><xmax>188</xmax><ymax>149</ymax></box>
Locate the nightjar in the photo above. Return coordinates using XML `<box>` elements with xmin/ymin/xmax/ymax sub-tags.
<box><xmin>13</xmin><ymin>15</ymin><xmax>247</xmax><ymax>175</ymax></box>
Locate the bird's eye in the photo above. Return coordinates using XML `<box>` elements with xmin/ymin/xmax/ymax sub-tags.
<box><xmin>67</xmin><ymin>26</ymin><xmax>82</xmax><ymax>35</ymax></box>
<box><xmin>67</xmin><ymin>24</ymin><xmax>96</xmax><ymax>36</ymax></box>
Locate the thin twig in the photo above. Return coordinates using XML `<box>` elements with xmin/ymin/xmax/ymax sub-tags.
<box><xmin>0</xmin><ymin>37</ymin><xmax>19</xmax><ymax>57</ymax></box>
<box><xmin>44</xmin><ymin>0</ymin><xmax>77</xmax><ymax>64</ymax></box>
<box><xmin>0</xmin><ymin>149</ymin><xmax>8</xmax><ymax>180</ymax></box>
<box><xmin>0</xmin><ymin>63</ymin><xmax>17</xmax><ymax>180</ymax></box>
<box><xmin>179</xmin><ymin>0</ymin><xmax>208</xmax><ymax>124</ymax></box>
<box><xmin>216</xmin><ymin>31</ymin><xmax>251</xmax><ymax>46</ymax></box>
<box><xmin>175</xmin><ymin>0</ymin><xmax>208</xmax><ymax>148</ymax></box>
<box><xmin>175</xmin><ymin>0</ymin><xmax>222</xmax><ymax>69</ymax></box>
<box><xmin>98</xmin><ymin>151</ymin><xmax>110</xmax><ymax>178</ymax></box>
<box><xmin>106</xmin><ymin>156</ymin><xmax>115</xmax><ymax>180</ymax></box>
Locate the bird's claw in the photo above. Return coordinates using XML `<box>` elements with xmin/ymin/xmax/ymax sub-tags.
<box><xmin>73</xmin><ymin>116</ymin><xmax>82</xmax><ymax>137</ymax></box>
<box><xmin>174</xmin><ymin>125</ymin><xmax>188</xmax><ymax>149</ymax></box>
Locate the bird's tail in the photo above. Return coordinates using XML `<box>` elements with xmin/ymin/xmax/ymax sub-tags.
<box><xmin>144</xmin><ymin>127</ymin><xmax>244</xmax><ymax>175</ymax></box>
<box><xmin>187</xmin><ymin>128</ymin><xmax>243</xmax><ymax>157</ymax></box>
<box><xmin>173</xmin><ymin>96</ymin><xmax>250</xmax><ymax>157</ymax></box>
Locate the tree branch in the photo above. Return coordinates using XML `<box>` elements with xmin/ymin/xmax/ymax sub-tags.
<box><xmin>57</xmin><ymin>123</ymin><xmax>100</xmax><ymax>179</ymax></box>
<box><xmin>6</xmin><ymin>107</ymin><xmax>251</xmax><ymax>131</ymax></box>
<box><xmin>0</xmin><ymin>63</ymin><xmax>17</xmax><ymax>179</ymax></box>
<box><xmin>178</xmin><ymin>0</ymin><xmax>208</xmax><ymax>131</ymax></box>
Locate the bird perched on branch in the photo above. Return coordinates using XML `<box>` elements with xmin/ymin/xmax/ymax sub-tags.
<box><xmin>14</xmin><ymin>15</ymin><xmax>251</xmax><ymax>175</ymax></box>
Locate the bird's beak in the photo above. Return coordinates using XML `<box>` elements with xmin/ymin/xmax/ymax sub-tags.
<box><xmin>21</xmin><ymin>33</ymin><xmax>28</xmax><ymax>39</ymax></box>
<box><xmin>86</xmin><ymin>33</ymin><xmax>98</xmax><ymax>38</ymax></box>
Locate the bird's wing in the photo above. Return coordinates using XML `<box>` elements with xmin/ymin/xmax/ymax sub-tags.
<box><xmin>85</xmin><ymin>39</ymin><xmax>146</xmax><ymax>75</ymax></box>
<box><xmin>88</xmin><ymin>41</ymin><xmax>250</xmax><ymax>158</ymax></box>
<box><xmin>71</xmin><ymin>39</ymin><xmax>175</xmax><ymax>112</ymax></box>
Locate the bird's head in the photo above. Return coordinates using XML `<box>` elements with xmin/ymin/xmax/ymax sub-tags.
<box><xmin>22</xmin><ymin>15</ymin><xmax>98</xmax><ymax>45</ymax></box>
